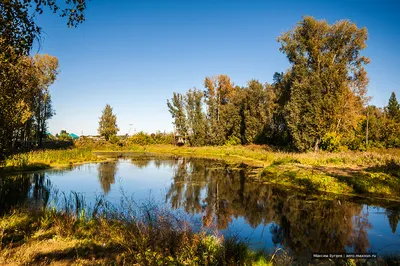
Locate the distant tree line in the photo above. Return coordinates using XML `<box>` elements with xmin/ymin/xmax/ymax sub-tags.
<box><xmin>167</xmin><ymin>17</ymin><xmax>400</xmax><ymax>151</ymax></box>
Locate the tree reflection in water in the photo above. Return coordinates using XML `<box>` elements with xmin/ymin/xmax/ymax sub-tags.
<box><xmin>97</xmin><ymin>161</ymin><xmax>118</xmax><ymax>194</ymax></box>
<box><xmin>165</xmin><ymin>157</ymin><xmax>400</xmax><ymax>258</ymax></box>
<box><xmin>0</xmin><ymin>172</ymin><xmax>51</xmax><ymax>215</ymax></box>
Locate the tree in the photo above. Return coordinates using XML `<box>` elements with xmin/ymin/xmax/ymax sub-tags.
<box><xmin>98</xmin><ymin>104</ymin><xmax>119</xmax><ymax>141</ymax></box>
<box><xmin>185</xmin><ymin>89</ymin><xmax>206</xmax><ymax>146</ymax></box>
<box><xmin>264</xmin><ymin>72</ymin><xmax>291</xmax><ymax>146</ymax></box>
<box><xmin>1</xmin><ymin>0</ymin><xmax>87</xmax><ymax>56</ymax></box>
<box><xmin>387</xmin><ymin>92</ymin><xmax>400</xmax><ymax>122</ymax></box>
<box><xmin>32</xmin><ymin>54</ymin><xmax>59</xmax><ymax>147</ymax></box>
<box><xmin>203</xmin><ymin>75</ymin><xmax>235</xmax><ymax>145</ymax></box>
<box><xmin>0</xmin><ymin>46</ymin><xmax>39</xmax><ymax>155</ymax></box>
<box><xmin>0</xmin><ymin>0</ymin><xmax>86</xmax><ymax>158</ymax></box>
<box><xmin>58</xmin><ymin>130</ymin><xmax>72</xmax><ymax>141</ymax></box>
<box><xmin>240</xmin><ymin>80</ymin><xmax>269</xmax><ymax>144</ymax></box>
<box><xmin>167</xmin><ymin>93</ymin><xmax>187</xmax><ymax>137</ymax></box>
<box><xmin>277</xmin><ymin>16</ymin><xmax>369</xmax><ymax>151</ymax></box>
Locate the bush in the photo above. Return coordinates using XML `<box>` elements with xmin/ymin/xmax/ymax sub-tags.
<box><xmin>128</xmin><ymin>132</ymin><xmax>154</xmax><ymax>145</ymax></box>
<box><xmin>224</xmin><ymin>136</ymin><xmax>241</xmax><ymax>146</ymax></box>
<box><xmin>320</xmin><ymin>132</ymin><xmax>341</xmax><ymax>152</ymax></box>
<box><xmin>128</xmin><ymin>131</ymin><xmax>174</xmax><ymax>146</ymax></box>
<box><xmin>387</xmin><ymin>136</ymin><xmax>400</xmax><ymax>148</ymax></box>
<box><xmin>109</xmin><ymin>135</ymin><xmax>121</xmax><ymax>146</ymax></box>
<box><xmin>75</xmin><ymin>137</ymin><xmax>109</xmax><ymax>149</ymax></box>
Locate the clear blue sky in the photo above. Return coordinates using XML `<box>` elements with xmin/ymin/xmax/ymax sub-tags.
<box><xmin>33</xmin><ymin>0</ymin><xmax>400</xmax><ymax>136</ymax></box>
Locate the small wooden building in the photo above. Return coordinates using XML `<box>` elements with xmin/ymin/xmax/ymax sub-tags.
<box><xmin>174</xmin><ymin>134</ymin><xmax>186</xmax><ymax>146</ymax></box>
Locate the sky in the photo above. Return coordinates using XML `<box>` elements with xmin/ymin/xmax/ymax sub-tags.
<box><xmin>32</xmin><ymin>0</ymin><xmax>400</xmax><ymax>136</ymax></box>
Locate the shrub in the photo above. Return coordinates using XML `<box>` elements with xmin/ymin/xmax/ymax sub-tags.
<box><xmin>128</xmin><ymin>132</ymin><xmax>174</xmax><ymax>146</ymax></box>
<box><xmin>109</xmin><ymin>135</ymin><xmax>121</xmax><ymax>145</ymax></box>
<box><xmin>224</xmin><ymin>136</ymin><xmax>241</xmax><ymax>146</ymax></box>
<box><xmin>128</xmin><ymin>132</ymin><xmax>154</xmax><ymax>146</ymax></box>
<box><xmin>320</xmin><ymin>132</ymin><xmax>341</xmax><ymax>152</ymax></box>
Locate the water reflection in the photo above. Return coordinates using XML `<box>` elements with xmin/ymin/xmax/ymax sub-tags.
<box><xmin>0</xmin><ymin>172</ymin><xmax>51</xmax><ymax>214</ymax></box>
<box><xmin>387</xmin><ymin>209</ymin><xmax>400</xmax><ymax>234</ymax></box>
<box><xmin>97</xmin><ymin>161</ymin><xmax>118</xmax><ymax>194</ymax></box>
<box><xmin>165</xmin><ymin>158</ymin><xmax>399</xmax><ymax>257</ymax></box>
<box><xmin>130</xmin><ymin>157</ymin><xmax>152</xmax><ymax>169</ymax></box>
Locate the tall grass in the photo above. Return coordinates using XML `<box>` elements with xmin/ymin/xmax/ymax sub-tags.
<box><xmin>0</xmin><ymin>191</ymin><xmax>278</xmax><ymax>265</ymax></box>
<box><xmin>1</xmin><ymin>148</ymin><xmax>102</xmax><ymax>172</ymax></box>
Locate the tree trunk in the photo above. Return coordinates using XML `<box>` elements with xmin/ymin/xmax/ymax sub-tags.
<box><xmin>314</xmin><ymin>138</ymin><xmax>320</xmax><ymax>152</ymax></box>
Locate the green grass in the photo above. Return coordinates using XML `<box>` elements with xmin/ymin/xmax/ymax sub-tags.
<box><xmin>0</xmin><ymin>148</ymin><xmax>104</xmax><ymax>173</ymax></box>
<box><xmin>260</xmin><ymin>160</ymin><xmax>400</xmax><ymax>200</ymax></box>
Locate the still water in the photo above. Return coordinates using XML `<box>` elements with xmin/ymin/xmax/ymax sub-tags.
<box><xmin>1</xmin><ymin>155</ymin><xmax>399</xmax><ymax>260</ymax></box>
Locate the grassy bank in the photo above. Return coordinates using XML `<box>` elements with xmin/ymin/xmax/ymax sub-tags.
<box><xmin>0</xmin><ymin>148</ymin><xmax>105</xmax><ymax>173</ymax></box>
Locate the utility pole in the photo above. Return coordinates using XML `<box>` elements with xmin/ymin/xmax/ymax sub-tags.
<box><xmin>128</xmin><ymin>124</ymin><xmax>133</xmax><ymax>135</ymax></box>
<box><xmin>366</xmin><ymin>109</ymin><xmax>369</xmax><ymax>150</ymax></box>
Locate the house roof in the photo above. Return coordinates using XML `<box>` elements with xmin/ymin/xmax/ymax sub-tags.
<box><xmin>69</xmin><ymin>133</ymin><xmax>79</xmax><ymax>139</ymax></box>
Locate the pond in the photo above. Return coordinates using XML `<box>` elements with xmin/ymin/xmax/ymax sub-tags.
<box><xmin>1</xmin><ymin>155</ymin><xmax>399</xmax><ymax>261</ymax></box>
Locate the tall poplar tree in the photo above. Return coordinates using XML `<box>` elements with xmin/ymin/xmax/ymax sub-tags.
<box><xmin>204</xmin><ymin>75</ymin><xmax>235</xmax><ymax>145</ymax></box>
<box><xmin>185</xmin><ymin>89</ymin><xmax>206</xmax><ymax>146</ymax></box>
<box><xmin>167</xmin><ymin>93</ymin><xmax>187</xmax><ymax>137</ymax></box>
<box><xmin>241</xmin><ymin>80</ymin><xmax>268</xmax><ymax>144</ymax></box>
<box><xmin>33</xmin><ymin>54</ymin><xmax>59</xmax><ymax>146</ymax></box>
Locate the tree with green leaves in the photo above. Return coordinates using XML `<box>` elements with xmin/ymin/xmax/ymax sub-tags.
<box><xmin>264</xmin><ymin>72</ymin><xmax>291</xmax><ymax>146</ymax></box>
<box><xmin>98</xmin><ymin>104</ymin><xmax>119</xmax><ymax>141</ymax></box>
<box><xmin>0</xmin><ymin>0</ymin><xmax>86</xmax><ymax>158</ymax></box>
<box><xmin>185</xmin><ymin>89</ymin><xmax>206</xmax><ymax>146</ymax></box>
<box><xmin>0</xmin><ymin>47</ymin><xmax>40</xmax><ymax>155</ymax></box>
<box><xmin>277</xmin><ymin>16</ymin><xmax>369</xmax><ymax>151</ymax></box>
<box><xmin>58</xmin><ymin>130</ymin><xmax>72</xmax><ymax>141</ymax></box>
<box><xmin>240</xmin><ymin>80</ymin><xmax>269</xmax><ymax>144</ymax></box>
<box><xmin>33</xmin><ymin>54</ymin><xmax>59</xmax><ymax>147</ymax></box>
<box><xmin>203</xmin><ymin>75</ymin><xmax>235</xmax><ymax>145</ymax></box>
<box><xmin>387</xmin><ymin>92</ymin><xmax>400</xmax><ymax>122</ymax></box>
<box><xmin>167</xmin><ymin>92</ymin><xmax>187</xmax><ymax>138</ymax></box>
<box><xmin>1</xmin><ymin>0</ymin><xmax>87</xmax><ymax>56</ymax></box>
